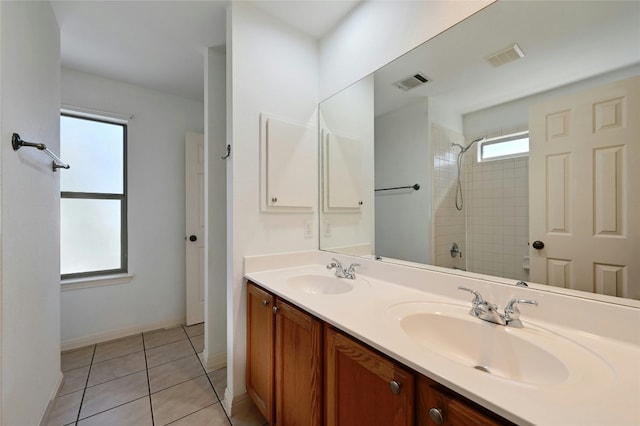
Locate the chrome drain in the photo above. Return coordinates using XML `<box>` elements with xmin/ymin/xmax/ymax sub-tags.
<box><xmin>474</xmin><ymin>365</ymin><xmax>490</xmax><ymax>373</ymax></box>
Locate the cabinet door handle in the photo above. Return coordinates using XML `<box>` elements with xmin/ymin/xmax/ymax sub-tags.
<box><xmin>262</xmin><ymin>300</ymin><xmax>269</xmax><ymax>306</ymax></box>
<box><xmin>273</xmin><ymin>306</ymin><xmax>279</xmax><ymax>314</ymax></box>
<box><xmin>428</xmin><ymin>407</ymin><xmax>445</xmax><ymax>425</ymax></box>
<box><xmin>389</xmin><ymin>380</ymin><xmax>401</xmax><ymax>395</ymax></box>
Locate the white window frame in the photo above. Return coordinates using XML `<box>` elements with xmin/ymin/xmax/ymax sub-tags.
<box><xmin>60</xmin><ymin>112</ymin><xmax>128</xmax><ymax>280</ymax></box>
<box><xmin>477</xmin><ymin>131</ymin><xmax>529</xmax><ymax>162</ymax></box>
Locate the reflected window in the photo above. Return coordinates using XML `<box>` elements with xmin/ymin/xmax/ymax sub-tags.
<box><xmin>60</xmin><ymin>114</ymin><xmax>127</xmax><ymax>278</ymax></box>
<box><xmin>478</xmin><ymin>131</ymin><xmax>529</xmax><ymax>162</ymax></box>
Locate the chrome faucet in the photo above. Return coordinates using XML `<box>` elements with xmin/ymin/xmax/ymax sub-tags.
<box><xmin>458</xmin><ymin>286</ymin><xmax>537</xmax><ymax>327</ymax></box>
<box><xmin>503</xmin><ymin>298</ymin><xmax>539</xmax><ymax>328</ymax></box>
<box><xmin>326</xmin><ymin>258</ymin><xmax>360</xmax><ymax>279</ymax></box>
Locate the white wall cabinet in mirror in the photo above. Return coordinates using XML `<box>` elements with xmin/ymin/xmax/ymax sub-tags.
<box><xmin>319</xmin><ymin>74</ymin><xmax>375</xmax><ymax>256</ymax></box>
<box><xmin>260</xmin><ymin>113</ymin><xmax>316</xmax><ymax>212</ymax></box>
<box><xmin>322</xmin><ymin>131</ymin><xmax>363</xmax><ymax>212</ymax></box>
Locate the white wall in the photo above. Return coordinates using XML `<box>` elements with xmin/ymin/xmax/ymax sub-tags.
<box><xmin>0</xmin><ymin>2</ymin><xmax>62</xmax><ymax>424</ymax></box>
<box><xmin>204</xmin><ymin>46</ymin><xmax>227</xmax><ymax>369</ymax></box>
<box><xmin>60</xmin><ymin>68</ymin><xmax>204</xmax><ymax>347</ymax></box>
<box><xmin>222</xmin><ymin>0</ymin><xmax>493</xmax><ymax>413</ymax></box>
<box><xmin>226</xmin><ymin>1</ymin><xmax>319</xmax><ymax>411</ymax></box>
<box><xmin>375</xmin><ymin>100</ymin><xmax>431</xmax><ymax>264</ymax></box>
<box><xmin>318</xmin><ymin>0</ymin><xmax>493</xmax><ymax>100</ymax></box>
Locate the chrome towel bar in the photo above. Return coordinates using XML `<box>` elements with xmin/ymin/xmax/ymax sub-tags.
<box><xmin>12</xmin><ymin>133</ymin><xmax>70</xmax><ymax>172</ymax></box>
<box><xmin>375</xmin><ymin>183</ymin><xmax>420</xmax><ymax>192</ymax></box>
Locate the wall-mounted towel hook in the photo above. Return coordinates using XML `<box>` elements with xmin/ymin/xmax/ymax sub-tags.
<box><xmin>12</xmin><ymin>133</ymin><xmax>70</xmax><ymax>172</ymax></box>
<box><xmin>221</xmin><ymin>144</ymin><xmax>231</xmax><ymax>160</ymax></box>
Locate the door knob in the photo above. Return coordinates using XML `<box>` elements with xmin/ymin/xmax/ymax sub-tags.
<box><xmin>389</xmin><ymin>380</ymin><xmax>401</xmax><ymax>395</ymax></box>
<box><xmin>532</xmin><ymin>240</ymin><xmax>544</xmax><ymax>250</ymax></box>
<box><xmin>189</xmin><ymin>235</ymin><xmax>197</xmax><ymax>242</ymax></box>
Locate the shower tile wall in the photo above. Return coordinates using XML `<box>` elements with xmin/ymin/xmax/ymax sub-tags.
<box><xmin>465</xmin><ymin>157</ymin><xmax>529</xmax><ymax>281</ymax></box>
<box><xmin>432</xmin><ymin>123</ymin><xmax>466</xmax><ymax>270</ymax></box>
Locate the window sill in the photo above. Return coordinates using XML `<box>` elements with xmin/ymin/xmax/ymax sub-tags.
<box><xmin>61</xmin><ymin>273</ymin><xmax>134</xmax><ymax>291</ymax></box>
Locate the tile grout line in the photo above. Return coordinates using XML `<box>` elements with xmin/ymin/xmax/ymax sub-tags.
<box><xmin>182</xmin><ymin>324</ymin><xmax>233</xmax><ymax>425</ymax></box>
<box><xmin>163</xmin><ymin>402</ymin><xmax>221</xmax><ymax>426</ymax></box>
<box><xmin>66</xmin><ymin>326</ymin><xmax>228</xmax><ymax>426</ymax></box>
<box><xmin>73</xmin><ymin>344</ymin><xmax>97</xmax><ymax>424</ymax></box>
<box><xmin>183</xmin><ymin>325</ymin><xmax>215</xmax><ymax>395</ymax></box>
<box><xmin>71</xmin><ymin>396</ymin><xmax>150</xmax><ymax>425</ymax></box>
<box><xmin>141</xmin><ymin>331</ymin><xmax>156</xmax><ymax>426</ymax></box>
<box><xmin>84</xmin><ymin>350</ymin><xmax>146</xmax><ymax>389</ymax></box>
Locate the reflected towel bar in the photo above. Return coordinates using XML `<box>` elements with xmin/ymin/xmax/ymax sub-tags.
<box><xmin>12</xmin><ymin>133</ymin><xmax>70</xmax><ymax>171</ymax></box>
<box><xmin>375</xmin><ymin>183</ymin><xmax>420</xmax><ymax>192</ymax></box>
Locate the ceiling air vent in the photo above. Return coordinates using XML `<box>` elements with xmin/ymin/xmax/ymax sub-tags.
<box><xmin>393</xmin><ymin>73</ymin><xmax>430</xmax><ymax>91</ymax></box>
<box><xmin>486</xmin><ymin>43</ymin><xmax>525</xmax><ymax>67</ymax></box>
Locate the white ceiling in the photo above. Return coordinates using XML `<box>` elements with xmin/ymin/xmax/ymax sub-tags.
<box><xmin>52</xmin><ymin>1</ymin><xmax>639</xmax><ymax>111</ymax></box>
<box><xmin>51</xmin><ymin>0</ymin><xmax>361</xmax><ymax>102</ymax></box>
<box><xmin>373</xmin><ymin>1</ymin><xmax>640</xmax><ymax>117</ymax></box>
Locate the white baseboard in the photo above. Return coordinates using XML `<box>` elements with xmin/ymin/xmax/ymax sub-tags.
<box><xmin>222</xmin><ymin>389</ymin><xmax>254</xmax><ymax>418</ymax></box>
<box><xmin>201</xmin><ymin>350</ymin><xmax>227</xmax><ymax>372</ymax></box>
<box><xmin>39</xmin><ymin>371</ymin><xmax>64</xmax><ymax>426</ymax></box>
<box><xmin>61</xmin><ymin>316</ymin><xmax>185</xmax><ymax>351</ymax></box>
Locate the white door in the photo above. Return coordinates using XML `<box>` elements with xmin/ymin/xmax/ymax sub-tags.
<box><xmin>185</xmin><ymin>132</ymin><xmax>205</xmax><ymax>325</ymax></box>
<box><xmin>529</xmin><ymin>75</ymin><xmax>639</xmax><ymax>299</ymax></box>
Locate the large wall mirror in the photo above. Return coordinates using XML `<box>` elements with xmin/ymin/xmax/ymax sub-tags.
<box><xmin>319</xmin><ymin>0</ymin><xmax>640</xmax><ymax>305</ymax></box>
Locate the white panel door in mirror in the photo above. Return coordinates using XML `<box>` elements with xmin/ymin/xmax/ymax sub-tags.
<box><xmin>323</xmin><ymin>132</ymin><xmax>363</xmax><ymax>212</ymax></box>
<box><xmin>260</xmin><ymin>114</ymin><xmax>316</xmax><ymax>212</ymax></box>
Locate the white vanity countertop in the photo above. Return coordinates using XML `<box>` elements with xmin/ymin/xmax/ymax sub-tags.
<box><xmin>244</xmin><ymin>253</ymin><xmax>640</xmax><ymax>426</ymax></box>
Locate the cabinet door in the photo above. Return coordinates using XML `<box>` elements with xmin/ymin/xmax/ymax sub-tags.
<box><xmin>260</xmin><ymin>114</ymin><xmax>317</xmax><ymax>212</ymax></box>
<box><xmin>325</xmin><ymin>327</ymin><xmax>414</xmax><ymax>426</ymax></box>
<box><xmin>275</xmin><ymin>299</ymin><xmax>323</xmax><ymax>426</ymax></box>
<box><xmin>246</xmin><ymin>283</ymin><xmax>275</xmax><ymax>424</ymax></box>
<box><xmin>417</xmin><ymin>375</ymin><xmax>510</xmax><ymax>426</ymax></box>
<box><xmin>322</xmin><ymin>132</ymin><xmax>363</xmax><ymax>211</ymax></box>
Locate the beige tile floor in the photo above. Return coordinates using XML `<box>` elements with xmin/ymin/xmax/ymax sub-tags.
<box><xmin>48</xmin><ymin>324</ymin><xmax>268</xmax><ymax>426</ymax></box>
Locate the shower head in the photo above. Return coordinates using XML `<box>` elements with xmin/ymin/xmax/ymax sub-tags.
<box><xmin>463</xmin><ymin>136</ymin><xmax>486</xmax><ymax>153</ymax></box>
<box><xmin>453</xmin><ymin>136</ymin><xmax>486</xmax><ymax>154</ymax></box>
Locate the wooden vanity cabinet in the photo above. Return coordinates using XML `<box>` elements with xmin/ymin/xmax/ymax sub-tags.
<box><xmin>274</xmin><ymin>297</ymin><xmax>323</xmax><ymax>425</ymax></box>
<box><xmin>246</xmin><ymin>283</ymin><xmax>275</xmax><ymax>423</ymax></box>
<box><xmin>246</xmin><ymin>282</ymin><xmax>323</xmax><ymax>426</ymax></box>
<box><xmin>325</xmin><ymin>326</ymin><xmax>415</xmax><ymax>426</ymax></box>
<box><xmin>248</xmin><ymin>281</ymin><xmax>513</xmax><ymax>426</ymax></box>
<box><xmin>417</xmin><ymin>375</ymin><xmax>512</xmax><ymax>426</ymax></box>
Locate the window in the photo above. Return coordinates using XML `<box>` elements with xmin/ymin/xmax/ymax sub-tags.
<box><xmin>478</xmin><ymin>131</ymin><xmax>529</xmax><ymax>162</ymax></box>
<box><xmin>60</xmin><ymin>114</ymin><xmax>127</xmax><ymax>279</ymax></box>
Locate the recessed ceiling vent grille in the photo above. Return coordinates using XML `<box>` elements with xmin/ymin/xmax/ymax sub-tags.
<box><xmin>393</xmin><ymin>73</ymin><xmax>430</xmax><ymax>91</ymax></box>
<box><xmin>486</xmin><ymin>43</ymin><xmax>525</xmax><ymax>67</ymax></box>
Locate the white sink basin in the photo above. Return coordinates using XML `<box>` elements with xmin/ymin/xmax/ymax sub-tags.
<box><xmin>385</xmin><ymin>301</ymin><xmax>613</xmax><ymax>386</ymax></box>
<box><xmin>287</xmin><ymin>274</ymin><xmax>366</xmax><ymax>295</ymax></box>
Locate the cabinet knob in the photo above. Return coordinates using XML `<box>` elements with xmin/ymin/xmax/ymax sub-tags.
<box><xmin>428</xmin><ymin>407</ymin><xmax>445</xmax><ymax>425</ymax></box>
<box><xmin>262</xmin><ymin>300</ymin><xmax>269</xmax><ymax>306</ymax></box>
<box><xmin>389</xmin><ymin>380</ymin><xmax>401</xmax><ymax>395</ymax></box>
<box><xmin>273</xmin><ymin>306</ymin><xmax>279</xmax><ymax>314</ymax></box>
<box><xmin>271</xmin><ymin>197</ymin><xmax>278</xmax><ymax>203</ymax></box>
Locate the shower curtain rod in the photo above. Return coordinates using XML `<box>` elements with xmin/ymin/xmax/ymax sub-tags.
<box><xmin>12</xmin><ymin>133</ymin><xmax>70</xmax><ymax>171</ymax></box>
<box><xmin>375</xmin><ymin>183</ymin><xmax>420</xmax><ymax>192</ymax></box>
